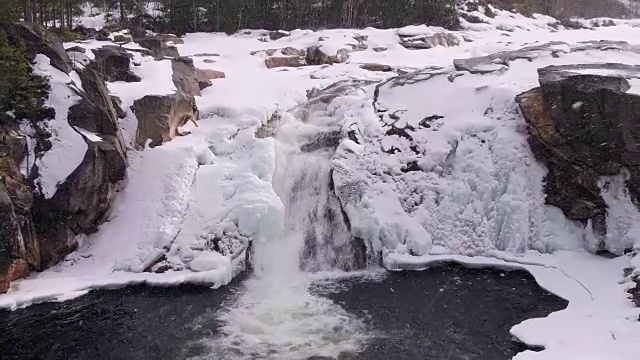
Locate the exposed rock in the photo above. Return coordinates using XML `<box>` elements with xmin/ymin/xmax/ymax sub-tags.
<box><xmin>95</xmin><ymin>29</ymin><xmax>110</xmax><ymax>41</ymax></box>
<box><xmin>269</xmin><ymin>30</ymin><xmax>290</xmax><ymax>41</ymax></box>
<box><xmin>401</xmin><ymin>33</ymin><xmax>460</xmax><ymax>50</ymax></box>
<box><xmin>171</xmin><ymin>57</ymin><xmax>201</xmax><ymax>96</ymax></box>
<box><xmin>132</xmin><ymin>92</ymin><xmax>199</xmax><ymax>148</ymax></box>
<box><xmin>373</xmin><ymin>47</ymin><xmax>388</xmax><ymax>53</ymax></box>
<box><xmin>360</xmin><ymin>63</ymin><xmax>393</xmax><ymax>72</ymax></box>
<box><xmin>90</xmin><ymin>46</ymin><xmax>141</xmax><ymax>82</ymax></box>
<box><xmin>0</xmin><ymin>258</ymin><xmax>29</xmax><ymax>293</ymax></box>
<box><xmin>281</xmin><ymin>46</ymin><xmax>305</xmax><ymax>56</ymax></box>
<box><xmin>629</xmin><ymin>281</ymin><xmax>640</xmax><ymax>307</ymax></box>
<box><xmin>111</xmin><ymin>95</ymin><xmax>126</xmax><ymax>119</ymax></box>
<box><xmin>0</xmin><ymin>22</ymin><xmax>72</xmax><ymax>74</ymax></box>
<box><xmin>136</xmin><ymin>36</ymin><xmax>180</xmax><ymax>60</ymax></box>
<box><xmin>113</xmin><ymin>33</ymin><xmax>133</xmax><ymax>43</ymax></box>
<box><xmin>195</xmin><ymin>68</ymin><xmax>226</xmax><ymax>91</ymax></box>
<box><xmin>516</xmin><ymin>64</ymin><xmax>640</xmax><ymax>241</ymax></box>
<box><xmin>32</xmin><ymin>66</ymin><xmax>128</xmax><ymax>268</ymax></box>
<box><xmin>348</xmin><ymin>35</ymin><xmax>369</xmax><ymax>52</ymax></box>
<box><xmin>306</xmin><ymin>46</ymin><xmax>349</xmax><ymax>65</ymax></box>
<box><xmin>265</xmin><ymin>56</ymin><xmax>306</xmax><ymax>69</ymax></box>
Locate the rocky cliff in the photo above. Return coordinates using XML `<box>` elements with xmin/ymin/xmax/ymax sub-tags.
<box><xmin>517</xmin><ymin>64</ymin><xmax>640</xmax><ymax>252</ymax></box>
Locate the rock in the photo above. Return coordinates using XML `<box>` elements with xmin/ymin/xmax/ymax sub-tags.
<box><xmin>0</xmin><ymin>22</ymin><xmax>72</xmax><ymax>74</ymax></box>
<box><xmin>0</xmin><ymin>258</ymin><xmax>29</xmax><ymax>293</ymax></box>
<box><xmin>111</xmin><ymin>95</ymin><xmax>126</xmax><ymax>119</ymax></box>
<box><xmin>360</xmin><ymin>63</ymin><xmax>393</xmax><ymax>72</ymax></box>
<box><xmin>113</xmin><ymin>33</ymin><xmax>133</xmax><ymax>43</ymax></box>
<box><xmin>32</xmin><ymin>66</ymin><xmax>128</xmax><ymax>268</ymax></box>
<box><xmin>516</xmin><ymin>64</ymin><xmax>640</xmax><ymax>241</ymax></box>
<box><xmin>373</xmin><ymin>47</ymin><xmax>388</xmax><ymax>53</ymax></box>
<box><xmin>195</xmin><ymin>68</ymin><xmax>225</xmax><ymax>91</ymax></box>
<box><xmin>203</xmin><ymin>59</ymin><xmax>216</xmax><ymax>64</ymax></box>
<box><xmin>281</xmin><ymin>46</ymin><xmax>305</xmax><ymax>56</ymax></box>
<box><xmin>269</xmin><ymin>30</ymin><xmax>290</xmax><ymax>41</ymax></box>
<box><xmin>132</xmin><ymin>92</ymin><xmax>199</xmax><ymax>148</ymax></box>
<box><xmin>171</xmin><ymin>57</ymin><xmax>201</xmax><ymax>96</ymax></box>
<box><xmin>401</xmin><ymin>33</ymin><xmax>460</xmax><ymax>50</ymax></box>
<box><xmin>265</xmin><ymin>56</ymin><xmax>306</xmax><ymax>69</ymax></box>
<box><xmin>629</xmin><ymin>281</ymin><xmax>640</xmax><ymax>307</ymax></box>
<box><xmin>306</xmin><ymin>46</ymin><xmax>349</xmax><ymax>65</ymax></box>
<box><xmin>136</xmin><ymin>36</ymin><xmax>180</xmax><ymax>60</ymax></box>
<box><xmin>90</xmin><ymin>46</ymin><xmax>141</xmax><ymax>82</ymax></box>
<box><xmin>95</xmin><ymin>29</ymin><xmax>110</xmax><ymax>41</ymax></box>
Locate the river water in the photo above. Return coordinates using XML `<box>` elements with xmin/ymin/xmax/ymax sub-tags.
<box><xmin>0</xmin><ymin>264</ymin><xmax>566</xmax><ymax>360</ymax></box>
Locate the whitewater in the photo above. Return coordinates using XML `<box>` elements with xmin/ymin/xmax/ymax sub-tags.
<box><xmin>1</xmin><ymin>7</ymin><xmax>639</xmax><ymax>360</ymax></box>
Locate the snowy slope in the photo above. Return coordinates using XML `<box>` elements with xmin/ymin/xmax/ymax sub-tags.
<box><xmin>1</xmin><ymin>11</ymin><xmax>639</xmax><ymax>360</ymax></box>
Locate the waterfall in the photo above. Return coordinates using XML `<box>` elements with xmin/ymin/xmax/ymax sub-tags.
<box><xmin>204</xmin><ymin>101</ymin><xmax>371</xmax><ymax>359</ymax></box>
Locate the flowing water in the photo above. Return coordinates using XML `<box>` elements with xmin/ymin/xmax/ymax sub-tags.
<box><xmin>202</xmin><ymin>116</ymin><xmax>371</xmax><ymax>359</ymax></box>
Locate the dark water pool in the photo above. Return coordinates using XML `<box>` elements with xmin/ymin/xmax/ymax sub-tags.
<box><xmin>0</xmin><ymin>264</ymin><xmax>566</xmax><ymax>360</ymax></box>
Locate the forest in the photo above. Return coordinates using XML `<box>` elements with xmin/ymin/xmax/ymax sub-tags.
<box><xmin>0</xmin><ymin>1</ymin><xmax>639</xmax><ymax>35</ymax></box>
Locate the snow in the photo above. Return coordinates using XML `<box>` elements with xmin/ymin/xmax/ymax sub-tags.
<box><xmin>31</xmin><ymin>54</ymin><xmax>87</xmax><ymax>199</ymax></box>
<box><xmin>2</xmin><ymin>11</ymin><xmax>640</xmax><ymax>359</ymax></box>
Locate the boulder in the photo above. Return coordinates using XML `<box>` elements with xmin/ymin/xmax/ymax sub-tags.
<box><xmin>0</xmin><ymin>258</ymin><xmax>29</xmax><ymax>293</ymax></box>
<box><xmin>195</xmin><ymin>68</ymin><xmax>226</xmax><ymax>91</ymax></box>
<box><xmin>401</xmin><ymin>33</ymin><xmax>460</xmax><ymax>50</ymax></box>
<box><xmin>269</xmin><ymin>30</ymin><xmax>290</xmax><ymax>41</ymax></box>
<box><xmin>516</xmin><ymin>64</ymin><xmax>640</xmax><ymax>241</ymax></box>
<box><xmin>32</xmin><ymin>66</ymin><xmax>128</xmax><ymax>268</ymax></box>
<box><xmin>265</xmin><ymin>56</ymin><xmax>306</xmax><ymax>69</ymax></box>
<box><xmin>171</xmin><ymin>57</ymin><xmax>201</xmax><ymax>96</ymax></box>
<box><xmin>136</xmin><ymin>36</ymin><xmax>180</xmax><ymax>60</ymax></box>
<box><xmin>0</xmin><ymin>22</ymin><xmax>72</xmax><ymax>74</ymax></box>
<box><xmin>90</xmin><ymin>46</ymin><xmax>141</xmax><ymax>82</ymax></box>
<box><xmin>111</xmin><ymin>95</ymin><xmax>126</xmax><ymax>119</ymax></box>
<box><xmin>360</xmin><ymin>63</ymin><xmax>393</xmax><ymax>72</ymax></box>
<box><xmin>132</xmin><ymin>92</ymin><xmax>199</xmax><ymax>148</ymax></box>
<box><xmin>306</xmin><ymin>46</ymin><xmax>349</xmax><ymax>65</ymax></box>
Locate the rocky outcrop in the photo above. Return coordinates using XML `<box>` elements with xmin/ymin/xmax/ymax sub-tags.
<box><xmin>516</xmin><ymin>64</ymin><xmax>640</xmax><ymax>242</ymax></box>
<box><xmin>400</xmin><ymin>33</ymin><xmax>460</xmax><ymax>50</ymax></box>
<box><xmin>0</xmin><ymin>22</ymin><xmax>73</xmax><ymax>74</ymax></box>
<box><xmin>306</xmin><ymin>46</ymin><xmax>349</xmax><ymax>65</ymax></box>
<box><xmin>360</xmin><ymin>63</ymin><xmax>394</xmax><ymax>72</ymax></box>
<box><xmin>171</xmin><ymin>57</ymin><xmax>201</xmax><ymax>96</ymax></box>
<box><xmin>265</xmin><ymin>56</ymin><xmax>306</xmax><ymax>69</ymax></box>
<box><xmin>90</xmin><ymin>46</ymin><xmax>141</xmax><ymax>82</ymax></box>
<box><xmin>0</xmin><ymin>27</ymin><xmax>130</xmax><ymax>291</ymax></box>
<box><xmin>136</xmin><ymin>35</ymin><xmax>181</xmax><ymax>60</ymax></box>
<box><xmin>132</xmin><ymin>92</ymin><xmax>199</xmax><ymax>148</ymax></box>
<box><xmin>195</xmin><ymin>69</ymin><xmax>225</xmax><ymax>91</ymax></box>
<box><xmin>33</xmin><ymin>65</ymin><xmax>128</xmax><ymax>268</ymax></box>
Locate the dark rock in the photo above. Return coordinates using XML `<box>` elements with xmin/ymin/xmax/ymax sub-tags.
<box><xmin>306</xmin><ymin>46</ymin><xmax>349</xmax><ymax>66</ymax></box>
<box><xmin>265</xmin><ymin>56</ymin><xmax>306</xmax><ymax>69</ymax></box>
<box><xmin>171</xmin><ymin>57</ymin><xmax>201</xmax><ymax>96</ymax></box>
<box><xmin>269</xmin><ymin>30</ymin><xmax>290</xmax><ymax>41</ymax></box>
<box><xmin>195</xmin><ymin>68</ymin><xmax>225</xmax><ymax>91</ymax></box>
<box><xmin>90</xmin><ymin>46</ymin><xmax>141</xmax><ymax>82</ymax></box>
<box><xmin>135</xmin><ymin>36</ymin><xmax>180</xmax><ymax>60</ymax></box>
<box><xmin>360</xmin><ymin>63</ymin><xmax>393</xmax><ymax>72</ymax></box>
<box><xmin>516</xmin><ymin>64</ymin><xmax>640</xmax><ymax>241</ymax></box>
<box><xmin>95</xmin><ymin>29</ymin><xmax>110</xmax><ymax>41</ymax></box>
<box><xmin>111</xmin><ymin>95</ymin><xmax>126</xmax><ymax>119</ymax></box>
<box><xmin>132</xmin><ymin>92</ymin><xmax>199</xmax><ymax>148</ymax></box>
<box><xmin>629</xmin><ymin>281</ymin><xmax>640</xmax><ymax>307</ymax></box>
<box><xmin>0</xmin><ymin>22</ymin><xmax>72</xmax><ymax>74</ymax></box>
<box><xmin>401</xmin><ymin>33</ymin><xmax>460</xmax><ymax>50</ymax></box>
<box><xmin>301</xmin><ymin>130</ymin><xmax>343</xmax><ymax>152</ymax></box>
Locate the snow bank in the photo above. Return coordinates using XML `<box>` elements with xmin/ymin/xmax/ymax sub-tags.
<box><xmin>31</xmin><ymin>54</ymin><xmax>87</xmax><ymax>199</ymax></box>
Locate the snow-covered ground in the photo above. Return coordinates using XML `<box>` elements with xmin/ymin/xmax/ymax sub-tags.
<box><xmin>2</xmin><ymin>9</ymin><xmax>640</xmax><ymax>360</ymax></box>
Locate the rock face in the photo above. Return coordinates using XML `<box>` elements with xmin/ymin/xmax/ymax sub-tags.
<box><xmin>516</xmin><ymin>64</ymin><xmax>640</xmax><ymax>242</ymax></box>
<box><xmin>136</xmin><ymin>36</ymin><xmax>181</xmax><ymax>60</ymax></box>
<box><xmin>0</xmin><ymin>22</ymin><xmax>73</xmax><ymax>74</ymax></box>
<box><xmin>132</xmin><ymin>92</ymin><xmax>199</xmax><ymax>148</ymax></box>
<box><xmin>171</xmin><ymin>57</ymin><xmax>201</xmax><ymax>96</ymax></box>
<box><xmin>0</xmin><ymin>27</ymin><xmax>129</xmax><ymax>292</ymax></box>
<box><xmin>265</xmin><ymin>56</ymin><xmax>306</xmax><ymax>69</ymax></box>
<box><xmin>306</xmin><ymin>46</ymin><xmax>349</xmax><ymax>65</ymax></box>
<box><xmin>400</xmin><ymin>33</ymin><xmax>460</xmax><ymax>50</ymax></box>
<box><xmin>34</xmin><ymin>65</ymin><xmax>128</xmax><ymax>268</ymax></box>
<box><xmin>90</xmin><ymin>46</ymin><xmax>141</xmax><ymax>82</ymax></box>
